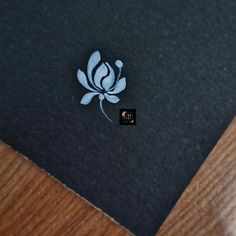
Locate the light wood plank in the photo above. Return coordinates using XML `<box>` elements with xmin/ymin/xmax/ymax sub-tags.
<box><xmin>0</xmin><ymin>141</ymin><xmax>132</xmax><ymax>236</ymax></box>
<box><xmin>156</xmin><ymin>117</ymin><xmax>236</xmax><ymax>236</ymax></box>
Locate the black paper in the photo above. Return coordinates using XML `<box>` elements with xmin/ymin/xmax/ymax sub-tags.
<box><xmin>0</xmin><ymin>1</ymin><xmax>235</xmax><ymax>235</ymax></box>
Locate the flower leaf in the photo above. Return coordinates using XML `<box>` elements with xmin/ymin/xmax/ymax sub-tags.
<box><xmin>80</xmin><ymin>92</ymin><xmax>99</xmax><ymax>105</ymax></box>
<box><xmin>104</xmin><ymin>94</ymin><xmax>120</xmax><ymax>103</ymax></box>
<box><xmin>87</xmin><ymin>51</ymin><xmax>101</xmax><ymax>87</ymax></box>
<box><xmin>108</xmin><ymin>77</ymin><xmax>126</xmax><ymax>94</ymax></box>
<box><xmin>77</xmin><ymin>69</ymin><xmax>95</xmax><ymax>91</ymax></box>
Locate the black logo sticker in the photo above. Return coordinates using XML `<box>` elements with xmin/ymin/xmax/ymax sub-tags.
<box><xmin>120</xmin><ymin>109</ymin><xmax>136</xmax><ymax>125</ymax></box>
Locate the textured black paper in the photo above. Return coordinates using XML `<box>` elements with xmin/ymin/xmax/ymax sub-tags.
<box><xmin>0</xmin><ymin>1</ymin><xmax>235</xmax><ymax>235</ymax></box>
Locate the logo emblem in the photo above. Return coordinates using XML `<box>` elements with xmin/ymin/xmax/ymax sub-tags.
<box><xmin>120</xmin><ymin>109</ymin><xmax>136</xmax><ymax>125</ymax></box>
<box><xmin>77</xmin><ymin>50</ymin><xmax>127</xmax><ymax>123</ymax></box>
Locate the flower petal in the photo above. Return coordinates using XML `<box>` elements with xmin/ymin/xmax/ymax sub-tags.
<box><xmin>77</xmin><ymin>69</ymin><xmax>95</xmax><ymax>91</ymax></box>
<box><xmin>94</xmin><ymin>63</ymin><xmax>108</xmax><ymax>90</ymax></box>
<box><xmin>87</xmin><ymin>51</ymin><xmax>101</xmax><ymax>87</ymax></box>
<box><xmin>102</xmin><ymin>63</ymin><xmax>115</xmax><ymax>91</ymax></box>
<box><xmin>80</xmin><ymin>92</ymin><xmax>99</xmax><ymax>105</ymax></box>
<box><xmin>108</xmin><ymin>77</ymin><xmax>126</xmax><ymax>94</ymax></box>
<box><xmin>104</xmin><ymin>94</ymin><xmax>120</xmax><ymax>104</ymax></box>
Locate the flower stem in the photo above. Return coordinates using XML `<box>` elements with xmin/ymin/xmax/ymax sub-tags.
<box><xmin>117</xmin><ymin>67</ymin><xmax>122</xmax><ymax>81</ymax></box>
<box><xmin>99</xmin><ymin>98</ymin><xmax>113</xmax><ymax>123</ymax></box>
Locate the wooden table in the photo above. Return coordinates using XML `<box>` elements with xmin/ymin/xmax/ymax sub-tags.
<box><xmin>0</xmin><ymin>141</ymin><xmax>132</xmax><ymax>236</ymax></box>
<box><xmin>0</xmin><ymin>117</ymin><xmax>235</xmax><ymax>235</ymax></box>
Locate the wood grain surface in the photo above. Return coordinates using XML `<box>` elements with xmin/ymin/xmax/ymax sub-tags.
<box><xmin>1</xmin><ymin>118</ymin><xmax>235</xmax><ymax>236</ymax></box>
<box><xmin>156</xmin><ymin>117</ymin><xmax>236</xmax><ymax>236</ymax></box>
<box><xmin>0</xmin><ymin>141</ymin><xmax>132</xmax><ymax>236</ymax></box>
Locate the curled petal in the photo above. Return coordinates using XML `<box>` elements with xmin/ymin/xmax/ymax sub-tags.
<box><xmin>80</xmin><ymin>92</ymin><xmax>99</xmax><ymax>105</ymax></box>
<box><xmin>108</xmin><ymin>77</ymin><xmax>126</xmax><ymax>94</ymax></box>
<box><xmin>87</xmin><ymin>51</ymin><xmax>101</xmax><ymax>87</ymax></box>
<box><xmin>102</xmin><ymin>63</ymin><xmax>115</xmax><ymax>91</ymax></box>
<box><xmin>77</xmin><ymin>69</ymin><xmax>95</xmax><ymax>91</ymax></box>
<box><xmin>94</xmin><ymin>63</ymin><xmax>108</xmax><ymax>90</ymax></box>
<box><xmin>104</xmin><ymin>94</ymin><xmax>120</xmax><ymax>104</ymax></box>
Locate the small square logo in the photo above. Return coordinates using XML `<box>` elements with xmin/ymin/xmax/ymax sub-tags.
<box><xmin>120</xmin><ymin>109</ymin><xmax>136</xmax><ymax>125</ymax></box>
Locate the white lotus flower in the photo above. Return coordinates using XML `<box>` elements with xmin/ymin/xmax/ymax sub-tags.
<box><xmin>77</xmin><ymin>50</ymin><xmax>127</xmax><ymax>122</ymax></box>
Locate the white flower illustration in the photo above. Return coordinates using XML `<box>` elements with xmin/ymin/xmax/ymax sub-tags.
<box><xmin>77</xmin><ymin>50</ymin><xmax>126</xmax><ymax>122</ymax></box>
